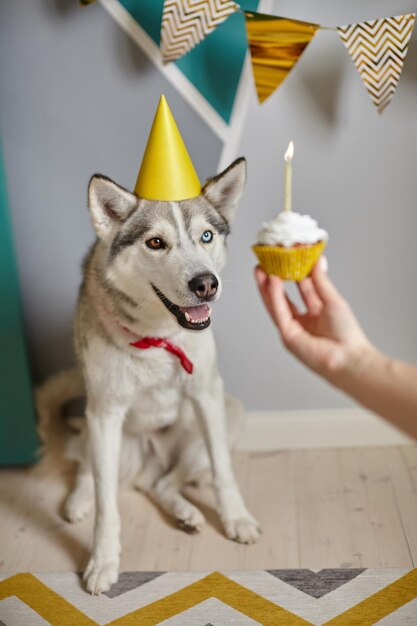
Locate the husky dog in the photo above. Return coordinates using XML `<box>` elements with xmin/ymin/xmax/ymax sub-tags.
<box><xmin>56</xmin><ymin>157</ymin><xmax>260</xmax><ymax>595</ymax></box>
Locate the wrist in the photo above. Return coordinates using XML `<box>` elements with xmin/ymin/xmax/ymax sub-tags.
<box><xmin>326</xmin><ymin>340</ymin><xmax>380</xmax><ymax>389</ymax></box>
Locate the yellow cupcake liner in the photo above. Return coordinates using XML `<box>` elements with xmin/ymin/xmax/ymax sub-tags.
<box><xmin>252</xmin><ymin>240</ymin><xmax>326</xmax><ymax>281</ymax></box>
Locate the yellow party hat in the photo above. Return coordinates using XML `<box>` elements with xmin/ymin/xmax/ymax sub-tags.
<box><xmin>134</xmin><ymin>95</ymin><xmax>201</xmax><ymax>201</ymax></box>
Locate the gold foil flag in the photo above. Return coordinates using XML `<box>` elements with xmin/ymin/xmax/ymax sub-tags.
<box><xmin>161</xmin><ymin>0</ymin><xmax>238</xmax><ymax>63</ymax></box>
<box><xmin>245</xmin><ymin>12</ymin><xmax>320</xmax><ymax>103</ymax></box>
<box><xmin>337</xmin><ymin>14</ymin><xmax>416</xmax><ymax>114</ymax></box>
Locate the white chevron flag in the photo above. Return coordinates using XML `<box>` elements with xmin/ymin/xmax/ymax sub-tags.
<box><xmin>161</xmin><ymin>0</ymin><xmax>238</xmax><ymax>63</ymax></box>
<box><xmin>337</xmin><ymin>14</ymin><xmax>416</xmax><ymax>113</ymax></box>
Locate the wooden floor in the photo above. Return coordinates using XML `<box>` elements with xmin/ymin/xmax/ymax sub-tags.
<box><xmin>1</xmin><ymin>446</ymin><xmax>417</xmax><ymax>573</ymax></box>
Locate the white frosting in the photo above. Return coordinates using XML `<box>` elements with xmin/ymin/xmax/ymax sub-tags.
<box><xmin>256</xmin><ymin>211</ymin><xmax>328</xmax><ymax>247</ymax></box>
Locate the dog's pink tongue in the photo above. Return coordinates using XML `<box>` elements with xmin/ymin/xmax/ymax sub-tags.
<box><xmin>180</xmin><ymin>304</ymin><xmax>210</xmax><ymax>321</ymax></box>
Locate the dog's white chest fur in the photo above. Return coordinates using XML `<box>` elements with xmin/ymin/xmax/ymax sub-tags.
<box><xmin>125</xmin><ymin>356</ymin><xmax>183</xmax><ymax>433</ymax></box>
<box><xmin>88</xmin><ymin>336</ymin><xmax>187</xmax><ymax>434</ymax></box>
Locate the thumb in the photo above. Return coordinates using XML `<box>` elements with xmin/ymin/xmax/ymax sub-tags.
<box><xmin>311</xmin><ymin>257</ymin><xmax>341</xmax><ymax>304</ymax></box>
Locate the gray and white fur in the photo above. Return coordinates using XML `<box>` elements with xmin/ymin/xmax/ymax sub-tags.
<box><xmin>38</xmin><ymin>157</ymin><xmax>260</xmax><ymax>595</ymax></box>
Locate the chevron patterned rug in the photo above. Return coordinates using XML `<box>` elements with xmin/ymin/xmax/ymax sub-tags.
<box><xmin>1</xmin><ymin>568</ymin><xmax>417</xmax><ymax>625</ymax></box>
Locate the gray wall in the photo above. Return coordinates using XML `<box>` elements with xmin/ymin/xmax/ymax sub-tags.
<box><xmin>1</xmin><ymin>0</ymin><xmax>417</xmax><ymax>411</ymax></box>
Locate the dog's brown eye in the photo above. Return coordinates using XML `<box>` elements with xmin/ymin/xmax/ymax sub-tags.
<box><xmin>146</xmin><ymin>237</ymin><xmax>165</xmax><ymax>250</ymax></box>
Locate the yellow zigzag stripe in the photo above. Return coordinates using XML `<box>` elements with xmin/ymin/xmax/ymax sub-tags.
<box><xmin>108</xmin><ymin>572</ymin><xmax>310</xmax><ymax>625</ymax></box>
<box><xmin>323</xmin><ymin>568</ymin><xmax>417</xmax><ymax>625</ymax></box>
<box><xmin>1</xmin><ymin>569</ymin><xmax>417</xmax><ymax>625</ymax></box>
<box><xmin>0</xmin><ymin>574</ymin><xmax>96</xmax><ymax>626</ymax></box>
<box><xmin>0</xmin><ymin>572</ymin><xmax>309</xmax><ymax>626</ymax></box>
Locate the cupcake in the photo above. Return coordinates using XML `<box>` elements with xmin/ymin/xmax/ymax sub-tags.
<box><xmin>253</xmin><ymin>210</ymin><xmax>328</xmax><ymax>281</ymax></box>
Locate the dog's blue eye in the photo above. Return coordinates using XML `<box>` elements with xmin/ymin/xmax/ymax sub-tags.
<box><xmin>201</xmin><ymin>230</ymin><xmax>213</xmax><ymax>243</ymax></box>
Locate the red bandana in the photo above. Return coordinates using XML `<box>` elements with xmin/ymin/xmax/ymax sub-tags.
<box><xmin>130</xmin><ymin>337</ymin><xmax>194</xmax><ymax>375</ymax></box>
<box><xmin>97</xmin><ymin>299</ymin><xmax>194</xmax><ymax>375</ymax></box>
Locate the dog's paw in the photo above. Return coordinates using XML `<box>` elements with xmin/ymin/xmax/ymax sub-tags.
<box><xmin>63</xmin><ymin>491</ymin><xmax>93</xmax><ymax>524</ymax></box>
<box><xmin>176</xmin><ymin>505</ymin><xmax>206</xmax><ymax>533</ymax></box>
<box><xmin>83</xmin><ymin>557</ymin><xmax>119</xmax><ymax>595</ymax></box>
<box><xmin>223</xmin><ymin>514</ymin><xmax>261</xmax><ymax>544</ymax></box>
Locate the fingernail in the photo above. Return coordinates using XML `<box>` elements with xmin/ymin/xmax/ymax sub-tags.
<box><xmin>319</xmin><ymin>256</ymin><xmax>328</xmax><ymax>273</ymax></box>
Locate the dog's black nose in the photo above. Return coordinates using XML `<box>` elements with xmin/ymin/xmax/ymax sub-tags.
<box><xmin>188</xmin><ymin>273</ymin><xmax>218</xmax><ymax>300</ymax></box>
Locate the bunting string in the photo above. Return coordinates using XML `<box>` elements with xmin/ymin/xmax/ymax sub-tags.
<box><xmin>82</xmin><ymin>1</ymin><xmax>416</xmax><ymax>115</ymax></box>
<box><xmin>158</xmin><ymin>0</ymin><xmax>415</xmax><ymax>113</ymax></box>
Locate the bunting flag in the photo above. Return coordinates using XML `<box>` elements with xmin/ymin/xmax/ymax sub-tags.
<box><xmin>337</xmin><ymin>14</ymin><xmax>416</xmax><ymax>113</ymax></box>
<box><xmin>245</xmin><ymin>12</ymin><xmax>320</xmax><ymax>103</ymax></box>
<box><xmin>161</xmin><ymin>0</ymin><xmax>239</xmax><ymax>63</ymax></box>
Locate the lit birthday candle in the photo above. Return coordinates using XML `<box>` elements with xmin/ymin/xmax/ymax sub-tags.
<box><xmin>284</xmin><ymin>141</ymin><xmax>294</xmax><ymax>212</ymax></box>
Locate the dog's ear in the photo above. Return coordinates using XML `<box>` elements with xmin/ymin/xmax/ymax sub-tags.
<box><xmin>202</xmin><ymin>157</ymin><xmax>246</xmax><ymax>224</ymax></box>
<box><xmin>88</xmin><ymin>175</ymin><xmax>138</xmax><ymax>241</ymax></box>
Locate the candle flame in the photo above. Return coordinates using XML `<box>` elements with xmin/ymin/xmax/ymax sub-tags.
<box><xmin>284</xmin><ymin>141</ymin><xmax>294</xmax><ymax>162</ymax></box>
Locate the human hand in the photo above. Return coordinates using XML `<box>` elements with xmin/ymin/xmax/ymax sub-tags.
<box><xmin>254</xmin><ymin>259</ymin><xmax>372</xmax><ymax>381</ymax></box>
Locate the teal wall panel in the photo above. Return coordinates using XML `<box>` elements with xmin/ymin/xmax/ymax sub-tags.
<box><xmin>0</xmin><ymin>146</ymin><xmax>38</xmax><ymax>465</ymax></box>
